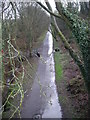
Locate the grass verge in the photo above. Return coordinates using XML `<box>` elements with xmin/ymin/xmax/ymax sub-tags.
<box><xmin>54</xmin><ymin>39</ymin><xmax>88</xmax><ymax>118</ymax></box>
<box><xmin>54</xmin><ymin>52</ymin><xmax>63</xmax><ymax>81</ymax></box>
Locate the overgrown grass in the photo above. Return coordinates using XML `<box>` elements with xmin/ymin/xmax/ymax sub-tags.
<box><xmin>54</xmin><ymin>49</ymin><xmax>78</xmax><ymax>118</ymax></box>
<box><xmin>54</xmin><ymin>39</ymin><xmax>87</xmax><ymax>118</ymax></box>
<box><xmin>54</xmin><ymin>52</ymin><xmax>63</xmax><ymax>81</ymax></box>
<box><xmin>54</xmin><ymin>39</ymin><xmax>63</xmax><ymax>82</ymax></box>
<box><xmin>54</xmin><ymin>39</ymin><xmax>76</xmax><ymax>117</ymax></box>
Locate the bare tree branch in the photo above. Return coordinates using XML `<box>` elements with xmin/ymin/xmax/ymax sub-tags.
<box><xmin>38</xmin><ymin>1</ymin><xmax>85</xmax><ymax>75</ymax></box>
<box><xmin>37</xmin><ymin>2</ymin><xmax>62</xmax><ymax>19</ymax></box>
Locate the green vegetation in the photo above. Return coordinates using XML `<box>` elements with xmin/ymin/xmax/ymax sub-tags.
<box><xmin>55</xmin><ymin>2</ymin><xmax>90</xmax><ymax>94</ymax></box>
<box><xmin>1</xmin><ymin>0</ymin><xmax>90</xmax><ymax>118</ymax></box>
<box><xmin>54</xmin><ymin>51</ymin><xmax>79</xmax><ymax>118</ymax></box>
<box><xmin>39</xmin><ymin>1</ymin><xmax>90</xmax><ymax>117</ymax></box>
<box><xmin>54</xmin><ymin>52</ymin><xmax>63</xmax><ymax>81</ymax></box>
<box><xmin>38</xmin><ymin>1</ymin><xmax>90</xmax><ymax>117</ymax></box>
<box><xmin>1</xmin><ymin>2</ymin><xmax>49</xmax><ymax>118</ymax></box>
<box><xmin>54</xmin><ymin>38</ymin><xmax>63</xmax><ymax>82</ymax></box>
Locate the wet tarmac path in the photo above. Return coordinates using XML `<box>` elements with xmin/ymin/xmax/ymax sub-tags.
<box><xmin>21</xmin><ymin>32</ymin><xmax>62</xmax><ymax>119</ymax></box>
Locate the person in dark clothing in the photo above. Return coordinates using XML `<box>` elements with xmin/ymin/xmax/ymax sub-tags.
<box><xmin>36</xmin><ymin>52</ymin><xmax>40</xmax><ymax>57</ymax></box>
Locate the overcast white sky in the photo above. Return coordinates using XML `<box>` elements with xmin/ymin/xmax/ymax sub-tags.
<box><xmin>48</xmin><ymin>0</ymin><xmax>56</xmax><ymax>11</ymax></box>
<box><xmin>4</xmin><ymin>0</ymin><xmax>90</xmax><ymax>12</ymax></box>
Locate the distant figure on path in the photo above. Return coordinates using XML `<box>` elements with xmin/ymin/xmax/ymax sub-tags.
<box><xmin>36</xmin><ymin>52</ymin><xmax>40</xmax><ymax>58</ymax></box>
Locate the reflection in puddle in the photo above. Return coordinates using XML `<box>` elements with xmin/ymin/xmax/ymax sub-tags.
<box><xmin>48</xmin><ymin>32</ymin><xmax>53</xmax><ymax>55</ymax></box>
<box><xmin>42</xmin><ymin>32</ymin><xmax>62</xmax><ymax>118</ymax></box>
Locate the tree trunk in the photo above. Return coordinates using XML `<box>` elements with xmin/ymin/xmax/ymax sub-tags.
<box><xmin>38</xmin><ymin>1</ymin><xmax>90</xmax><ymax>117</ymax></box>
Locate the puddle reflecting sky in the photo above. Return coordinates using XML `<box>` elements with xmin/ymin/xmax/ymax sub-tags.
<box><xmin>42</xmin><ymin>32</ymin><xmax>62</xmax><ymax>118</ymax></box>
